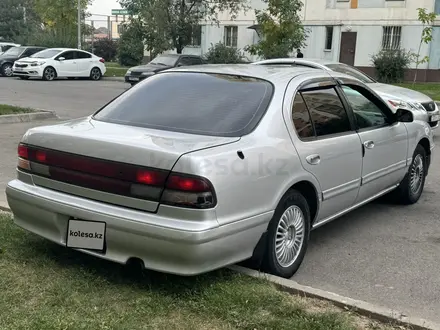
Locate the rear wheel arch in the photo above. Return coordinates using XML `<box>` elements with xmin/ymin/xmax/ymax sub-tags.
<box><xmin>249</xmin><ymin>180</ymin><xmax>320</xmax><ymax>268</ymax></box>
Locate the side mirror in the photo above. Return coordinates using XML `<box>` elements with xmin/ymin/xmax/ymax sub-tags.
<box><xmin>396</xmin><ymin>108</ymin><xmax>414</xmax><ymax>123</ymax></box>
<box><xmin>58</xmin><ymin>57</ymin><xmax>65</xmax><ymax>61</ymax></box>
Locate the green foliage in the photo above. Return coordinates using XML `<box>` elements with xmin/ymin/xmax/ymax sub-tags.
<box><xmin>90</xmin><ymin>38</ymin><xmax>118</xmax><ymax>61</ymax></box>
<box><xmin>244</xmin><ymin>0</ymin><xmax>307</xmax><ymax>59</ymax></box>
<box><xmin>204</xmin><ymin>42</ymin><xmax>244</xmax><ymax>64</ymax></box>
<box><xmin>0</xmin><ymin>0</ymin><xmax>39</xmax><ymax>43</ymax></box>
<box><xmin>119</xmin><ymin>0</ymin><xmax>249</xmax><ymax>56</ymax></box>
<box><xmin>371</xmin><ymin>49</ymin><xmax>412</xmax><ymax>83</ymax></box>
<box><xmin>118</xmin><ymin>24</ymin><xmax>144</xmax><ymax>67</ymax></box>
<box><xmin>412</xmin><ymin>7</ymin><xmax>436</xmax><ymax>83</ymax></box>
<box><xmin>27</xmin><ymin>30</ymin><xmax>77</xmax><ymax>48</ymax></box>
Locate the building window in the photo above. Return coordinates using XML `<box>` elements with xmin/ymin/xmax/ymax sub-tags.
<box><xmin>224</xmin><ymin>26</ymin><xmax>238</xmax><ymax>47</ymax></box>
<box><xmin>382</xmin><ymin>26</ymin><xmax>401</xmax><ymax>49</ymax></box>
<box><xmin>189</xmin><ymin>25</ymin><xmax>202</xmax><ymax>46</ymax></box>
<box><xmin>325</xmin><ymin>26</ymin><xmax>333</xmax><ymax>50</ymax></box>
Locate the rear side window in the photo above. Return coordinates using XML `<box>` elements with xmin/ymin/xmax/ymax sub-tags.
<box><xmin>94</xmin><ymin>72</ymin><xmax>274</xmax><ymax>137</ymax></box>
<box><xmin>76</xmin><ymin>51</ymin><xmax>92</xmax><ymax>59</ymax></box>
<box><xmin>292</xmin><ymin>93</ymin><xmax>314</xmax><ymax>139</ymax></box>
<box><xmin>301</xmin><ymin>87</ymin><xmax>352</xmax><ymax>137</ymax></box>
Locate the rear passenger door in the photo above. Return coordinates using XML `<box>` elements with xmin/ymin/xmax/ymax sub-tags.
<box><xmin>75</xmin><ymin>51</ymin><xmax>93</xmax><ymax>76</ymax></box>
<box><xmin>287</xmin><ymin>78</ymin><xmax>363</xmax><ymax>223</ymax></box>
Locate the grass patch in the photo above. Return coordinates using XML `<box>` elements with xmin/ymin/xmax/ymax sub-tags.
<box><xmin>0</xmin><ymin>212</ymin><xmax>402</xmax><ymax>330</ymax></box>
<box><xmin>105</xmin><ymin>66</ymin><xmax>128</xmax><ymax>77</ymax></box>
<box><xmin>0</xmin><ymin>104</ymin><xmax>34</xmax><ymax>115</ymax></box>
<box><xmin>394</xmin><ymin>82</ymin><xmax>440</xmax><ymax>101</ymax></box>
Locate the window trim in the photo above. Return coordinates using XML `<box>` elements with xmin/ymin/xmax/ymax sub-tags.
<box><xmin>224</xmin><ymin>25</ymin><xmax>238</xmax><ymax>48</ymax></box>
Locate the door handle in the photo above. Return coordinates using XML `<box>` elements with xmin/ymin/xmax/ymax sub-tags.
<box><xmin>363</xmin><ymin>140</ymin><xmax>375</xmax><ymax>149</ymax></box>
<box><xmin>306</xmin><ymin>154</ymin><xmax>321</xmax><ymax>165</ymax></box>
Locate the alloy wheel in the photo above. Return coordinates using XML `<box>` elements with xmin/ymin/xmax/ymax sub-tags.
<box><xmin>410</xmin><ymin>154</ymin><xmax>424</xmax><ymax>195</ymax></box>
<box><xmin>275</xmin><ymin>205</ymin><xmax>305</xmax><ymax>268</ymax></box>
<box><xmin>91</xmin><ymin>68</ymin><xmax>101</xmax><ymax>80</ymax></box>
<box><xmin>44</xmin><ymin>68</ymin><xmax>55</xmax><ymax>81</ymax></box>
<box><xmin>3</xmin><ymin>64</ymin><xmax>13</xmax><ymax>77</ymax></box>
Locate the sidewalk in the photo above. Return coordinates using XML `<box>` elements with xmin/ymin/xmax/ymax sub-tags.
<box><xmin>0</xmin><ymin>119</ymin><xmax>60</xmax><ymax>207</ymax></box>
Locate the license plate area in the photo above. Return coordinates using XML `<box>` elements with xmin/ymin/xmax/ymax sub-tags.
<box><xmin>129</xmin><ymin>77</ymin><xmax>139</xmax><ymax>81</ymax></box>
<box><xmin>66</xmin><ymin>219</ymin><xmax>106</xmax><ymax>252</ymax></box>
<box><xmin>430</xmin><ymin>114</ymin><xmax>439</xmax><ymax>122</ymax></box>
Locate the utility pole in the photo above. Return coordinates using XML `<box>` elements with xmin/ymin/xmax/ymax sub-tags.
<box><xmin>77</xmin><ymin>0</ymin><xmax>82</xmax><ymax>49</ymax></box>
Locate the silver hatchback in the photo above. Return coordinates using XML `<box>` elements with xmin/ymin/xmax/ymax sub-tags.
<box><xmin>6</xmin><ymin>65</ymin><xmax>434</xmax><ymax>278</ymax></box>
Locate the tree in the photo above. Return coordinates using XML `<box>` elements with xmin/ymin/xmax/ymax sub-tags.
<box><xmin>412</xmin><ymin>8</ymin><xmax>436</xmax><ymax>84</ymax></box>
<box><xmin>32</xmin><ymin>0</ymin><xmax>91</xmax><ymax>47</ymax></box>
<box><xmin>245</xmin><ymin>0</ymin><xmax>307</xmax><ymax>59</ymax></box>
<box><xmin>118</xmin><ymin>0</ymin><xmax>249</xmax><ymax>56</ymax></box>
<box><xmin>92</xmin><ymin>38</ymin><xmax>118</xmax><ymax>61</ymax></box>
<box><xmin>0</xmin><ymin>0</ymin><xmax>39</xmax><ymax>42</ymax></box>
<box><xmin>118</xmin><ymin>24</ymin><xmax>144</xmax><ymax>66</ymax></box>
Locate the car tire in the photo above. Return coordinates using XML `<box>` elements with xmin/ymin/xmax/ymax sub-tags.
<box><xmin>265</xmin><ymin>189</ymin><xmax>311</xmax><ymax>278</ymax></box>
<box><xmin>1</xmin><ymin>63</ymin><xmax>13</xmax><ymax>77</ymax></box>
<box><xmin>42</xmin><ymin>67</ymin><xmax>56</xmax><ymax>81</ymax></box>
<box><xmin>90</xmin><ymin>67</ymin><xmax>102</xmax><ymax>81</ymax></box>
<box><xmin>395</xmin><ymin>144</ymin><xmax>427</xmax><ymax>205</ymax></box>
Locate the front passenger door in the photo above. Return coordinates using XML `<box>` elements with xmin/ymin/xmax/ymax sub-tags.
<box><xmin>54</xmin><ymin>51</ymin><xmax>78</xmax><ymax>76</ymax></box>
<box><xmin>339</xmin><ymin>84</ymin><xmax>408</xmax><ymax>202</ymax></box>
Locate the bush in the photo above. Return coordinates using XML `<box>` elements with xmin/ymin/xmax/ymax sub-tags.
<box><xmin>118</xmin><ymin>25</ymin><xmax>144</xmax><ymax>67</ymax></box>
<box><xmin>204</xmin><ymin>43</ymin><xmax>244</xmax><ymax>64</ymax></box>
<box><xmin>90</xmin><ymin>38</ymin><xmax>118</xmax><ymax>62</ymax></box>
<box><xmin>371</xmin><ymin>49</ymin><xmax>413</xmax><ymax>83</ymax></box>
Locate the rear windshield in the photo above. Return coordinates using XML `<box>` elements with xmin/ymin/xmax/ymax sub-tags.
<box><xmin>93</xmin><ymin>72</ymin><xmax>274</xmax><ymax>137</ymax></box>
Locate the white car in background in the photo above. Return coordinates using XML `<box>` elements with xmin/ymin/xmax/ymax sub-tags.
<box><xmin>254</xmin><ymin>58</ymin><xmax>440</xmax><ymax>129</ymax></box>
<box><xmin>13</xmin><ymin>48</ymin><xmax>106</xmax><ymax>81</ymax></box>
<box><xmin>0</xmin><ymin>42</ymin><xmax>20</xmax><ymax>56</ymax></box>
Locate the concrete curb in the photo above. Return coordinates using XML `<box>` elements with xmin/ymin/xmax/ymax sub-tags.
<box><xmin>0</xmin><ymin>109</ymin><xmax>58</xmax><ymax>124</ymax></box>
<box><xmin>0</xmin><ymin>201</ymin><xmax>10</xmax><ymax>212</ymax></box>
<box><xmin>229</xmin><ymin>265</ymin><xmax>440</xmax><ymax>330</ymax></box>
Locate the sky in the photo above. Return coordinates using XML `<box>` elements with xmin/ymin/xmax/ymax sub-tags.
<box><xmin>89</xmin><ymin>0</ymin><xmax>120</xmax><ymax>17</ymax></box>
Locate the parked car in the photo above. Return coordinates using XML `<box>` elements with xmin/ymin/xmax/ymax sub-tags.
<box><xmin>6</xmin><ymin>65</ymin><xmax>434</xmax><ymax>278</ymax></box>
<box><xmin>0</xmin><ymin>42</ymin><xmax>20</xmax><ymax>56</ymax></box>
<box><xmin>0</xmin><ymin>46</ymin><xmax>46</xmax><ymax>77</ymax></box>
<box><xmin>125</xmin><ymin>54</ymin><xmax>207</xmax><ymax>85</ymax></box>
<box><xmin>13</xmin><ymin>48</ymin><xmax>106</xmax><ymax>81</ymax></box>
<box><xmin>253</xmin><ymin>58</ymin><xmax>440</xmax><ymax>129</ymax></box>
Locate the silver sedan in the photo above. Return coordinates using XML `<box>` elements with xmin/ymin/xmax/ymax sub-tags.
<box><xmin>6</xmin><ymin>65</ymin><xmax>435</xmax><ymax>278</ymax></box>
<box><xmin>253</xmin><ymin>58</ymin><xmax>440</xmax><ymax>129</ymax></box>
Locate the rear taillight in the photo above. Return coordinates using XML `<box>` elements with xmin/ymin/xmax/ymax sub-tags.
<box><xmin>99</xmin><ymin>58</ymin><xmax>105</xmax><ymax>63</ymax></box>
<box><xmin>160</xmin><ymin>173</ymin><xmax>216</xmax><ymax>209</ymax></box>
<box><xmin>16</xmin><ymin>143</ymin><xmax>216</xmax><ymax>209</ymax></box>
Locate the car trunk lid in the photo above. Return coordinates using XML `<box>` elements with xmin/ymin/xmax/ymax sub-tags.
<box><xmin>19</xmin><ymin>117</ymin><xmax>239</xmax><ymax>212</ymax></box>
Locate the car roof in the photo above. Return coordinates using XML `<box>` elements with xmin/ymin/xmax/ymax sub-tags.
<box><xmin>167</xmin><ymin>64</ymin><xmax>324</xmax><ymax>85</ymax></box>
<box><xmin>43</xmin><ymin>47</ymin><xmax>89</xmax><ymax>52</ymax></box>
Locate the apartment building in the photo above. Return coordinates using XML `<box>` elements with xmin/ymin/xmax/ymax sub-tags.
<box><xmin>302</xmin><ymin>0</ymin><xmax>440</xmax><ymax>81</ymax></box>
<box><xmin>155</xmin><ymin>0</ymin><xmax>440</xmax><ymax>81</ymax></box>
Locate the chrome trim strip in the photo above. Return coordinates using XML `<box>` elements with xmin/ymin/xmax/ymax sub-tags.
<box><xmin>312</xmin><ymin>184</ymin><xmax>398</xmax><ymax>229</ymax></box>
<box><xmin>362</xmin><ymin>160</ymin><xmax>407</xmax><ymax>185</ymax></box>
<box><xmin>322</xmin><ymin>178</ymin><xmax>361</xmax><ymax>201</ymax></box>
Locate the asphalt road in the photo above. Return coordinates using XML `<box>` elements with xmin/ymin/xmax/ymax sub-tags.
<box><xmin>0</xmin><ymin>77</ymin><xmax>128</xmax><ymax>119</ymax></box>
<box><xmin>0</xmin><ymin>77</ymin><xmax>439</xmax><ymax>323</ymax></box>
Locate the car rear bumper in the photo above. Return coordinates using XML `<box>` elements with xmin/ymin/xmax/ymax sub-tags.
<box><xmin>6</xmin><ymin>178</ymin><xmax>270</xmax><ymax>276</ymax></box>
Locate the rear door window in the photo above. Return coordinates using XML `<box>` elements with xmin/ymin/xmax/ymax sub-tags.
<box><xmin>301</xmin><ymin>87</ymin><xmax>352</xmax><ymax>137</ymax></box>
<box><xmin>94</xmin><ymin>72</ymin><xmax>274</xmax><ymax>137</ymax></box>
